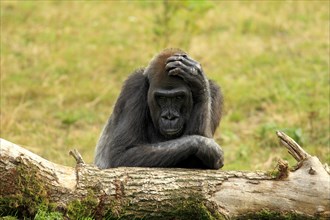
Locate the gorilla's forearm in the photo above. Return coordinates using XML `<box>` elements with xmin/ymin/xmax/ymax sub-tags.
<box><xmin>110</xmin><ymin>136</ymin><xmax>200</xmax><ymax>168</ymax></box>
<box><xmin>199</xmin><ymin>77</ymin><xmax>212</xmax><ymax>137</ymax></box>
<box><xmin>188</xmin><ymin>79</ymin><xmax>212</xmax><ymax>138</ymax></box>
<box><xmin>110</xmin><ymin>135</ymin><xmax>222</xmax><ymax>168</ymax></box>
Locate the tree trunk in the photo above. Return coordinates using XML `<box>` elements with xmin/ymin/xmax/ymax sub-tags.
<box><xmin>0</xmin><ymin>132</ymin><xmax>329</xmax><ymax>219</ymax></box>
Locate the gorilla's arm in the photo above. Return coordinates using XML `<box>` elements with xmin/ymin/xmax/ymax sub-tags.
<box><xmin>209</xmin><ymin>80</ymin><xmax>223</xmax><ymax>134</ymax></box>
<box><xmin>96</xmin><ymin>130</ymin><xmax>223</xmax><ymax>169</ymax></box>
<box><xmin>165</xmin><ymin>54</ymin><xmax>222</xmax><ymax>137</ymax></box>
<box><xmin>110</xmin><ymin>135</ymin><xmax>222</xmax><ymax>169</ymax></box>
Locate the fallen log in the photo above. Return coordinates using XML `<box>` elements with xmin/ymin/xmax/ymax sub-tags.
<box><xmin>0</xmin><ymin>131</ymin><xmax>329</xmax><ymax>219</ymax></box>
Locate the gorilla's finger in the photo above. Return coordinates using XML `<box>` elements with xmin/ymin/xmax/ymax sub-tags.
<box><xmin>182</xmin><ymin>55</ymin><xmax>203</xmax><ymax>72</ymax></box>
<box><xmin>168</xmin><ymin>67</ymin><xmax>185</xmax><ymax>76</ymax></box>
<box><xmin>166</xmin><ymin>55</ymin><xmax>185</xmax><ymax>63</ymax></box>
<box><xmin>165</xmin><ymin>61</ymin><xmax>178</xmax><ymax>72</ymax></box>
<box><xmin>167</xmin><ymin>55</ymin><xmax>202</xmax><ymax>74</ymax></box>
<box><xmin>165</xmin><ymin>60</ymin><xmax>190</xmax><ymax>74</ymax></box>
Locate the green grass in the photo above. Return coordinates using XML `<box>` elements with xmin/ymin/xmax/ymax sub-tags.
<box><xmin>1</xmin><ymin>1</ymin><xmax>329</xmax><ymax>170</ymax></box>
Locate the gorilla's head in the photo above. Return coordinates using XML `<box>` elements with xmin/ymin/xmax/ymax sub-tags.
<box><xmin>144</xmin><ymin>49</ymin><xmax>193</xmax><ymax>138</ymax></box>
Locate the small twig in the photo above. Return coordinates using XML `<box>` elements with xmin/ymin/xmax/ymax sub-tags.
<box><xmin>69</xmin><ymin>149</ymin><xmax>85</xmax><ymax>164</ymax></box>
<box><xmin>276</xmin><ymin>131</ymin><xmax>309</xmax><ymax>162</ymax></box>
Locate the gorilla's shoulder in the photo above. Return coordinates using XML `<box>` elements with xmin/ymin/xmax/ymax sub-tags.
<box><xmin>120</xmin><ymin>68</ymin><xmax>146</xmax><ymax>90</ymax></box>
<box><xmin>125</xmin><ymin>68</ymin><xmax>146</xmax><ymax>81</ymax></box>
<box><xmin>118</xmin><ymin>68</ymin><xmax>149</xmax><ymax>100</ymax></box>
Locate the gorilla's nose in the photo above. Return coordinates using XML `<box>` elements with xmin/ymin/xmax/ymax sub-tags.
<box><xmin>161</xmin><ymin>113</ymin><xmax>178</xmax><ymax>121</ymax></box>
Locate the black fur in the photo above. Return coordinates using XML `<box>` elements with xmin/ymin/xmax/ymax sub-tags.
<box><xmin>95</xmin><ymin>49</ymin><xmax>224</xmax><ymax>169</ymax></box>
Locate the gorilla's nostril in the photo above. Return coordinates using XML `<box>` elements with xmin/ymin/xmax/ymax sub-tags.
<box><xmin>171</xmin><ymin>116</ymin><xmax>179</xmax><ymax>120</ymax></box>
<box><xmin>162</xmin><ymin>115</ymin><xmax>175</xmax><ymax>120</ymax></box>
<box><xmin>161</xmin><ymin>113</ymin><xmax>178</xmax><ymax>120</ymax></box>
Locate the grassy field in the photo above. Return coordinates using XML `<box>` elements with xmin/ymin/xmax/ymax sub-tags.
<box><xmin>1</xmin><ymin>1</ymin><xmax>329</xmax><ymax>170</ymax></box>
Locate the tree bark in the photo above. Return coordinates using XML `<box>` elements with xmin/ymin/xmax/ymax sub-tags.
<box><xmin>0</xmin><ymin>132</ymin><xmax>329</xmax><ymax>219</ymax></box>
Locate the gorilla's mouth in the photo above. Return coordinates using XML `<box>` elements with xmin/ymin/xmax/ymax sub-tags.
<box><xmin>161</xmin><ymin>126</ymin><xmax>183</xmax><ymax>138</ymax></box>
<box><xmin>158</xmin><ymin>117</ymin><xmax>184</xmax><ymax>138</ymax></box>
<box><xmin>164</xmin><ymin>128</ymin><xmax>181</xmax><ymax>135</ymax></box>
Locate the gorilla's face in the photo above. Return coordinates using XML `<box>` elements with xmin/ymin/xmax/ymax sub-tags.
<box><xmin>148</xmin><ymin>76</ymin><xmax>193</xmax><ymax>138</ymax></box>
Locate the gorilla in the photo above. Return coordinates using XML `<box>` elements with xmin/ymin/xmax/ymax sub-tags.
<box><xmin>94</xmin><ymin>48</ymin><xmax>224</xmax><ymax>169</ymax></box>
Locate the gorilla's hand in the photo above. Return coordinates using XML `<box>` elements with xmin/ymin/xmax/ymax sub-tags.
<box><xmin>165</xmin><ymin>53</ymin><xmax>213</xmax><ymax>137</ymax></box>
<box><xmin>165</xmin><ymin>54</ymin><xmax>209</xmax><ymax>98</ymax></box>
<box><xmin>195</xmin><ymin>136</ymin><xmax>224</xmax><ymax>169</ymax></box>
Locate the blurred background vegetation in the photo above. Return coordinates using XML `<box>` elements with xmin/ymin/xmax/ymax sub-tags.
<box><xmin>1</xmin><ymin>1</ymin><xmax>329</xmax><ymax>170</ymax></box>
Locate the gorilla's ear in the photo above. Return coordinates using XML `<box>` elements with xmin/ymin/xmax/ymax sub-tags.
<box><xmin>143</xmin><ymin>65</ymin><xmax>150</xmax><ymax>76</ymax></box>
<box><xmin>144</xmin><ymin>69</ymin><xmax>150</xmax><ymax>89</ymax></box>
<box><xmin>143</xmin><ymin>51</ymin><xmax>157</xmax><ymax>78</ymax></box>
<box><xmin>143</xmin><ymin>64</ymin><xmax>154</xmax><ymax>84</ymax></box>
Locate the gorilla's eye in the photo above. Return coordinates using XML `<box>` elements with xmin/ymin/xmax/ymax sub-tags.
<box><xmin>176</xmin><ymin>95</ymin><xmax>184</xmax><ymax>100</ymax></box>
<box><xmin>157</xmin><ymin>95</ymin><xmax>166</xmax><ymax>105</ymax></box>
